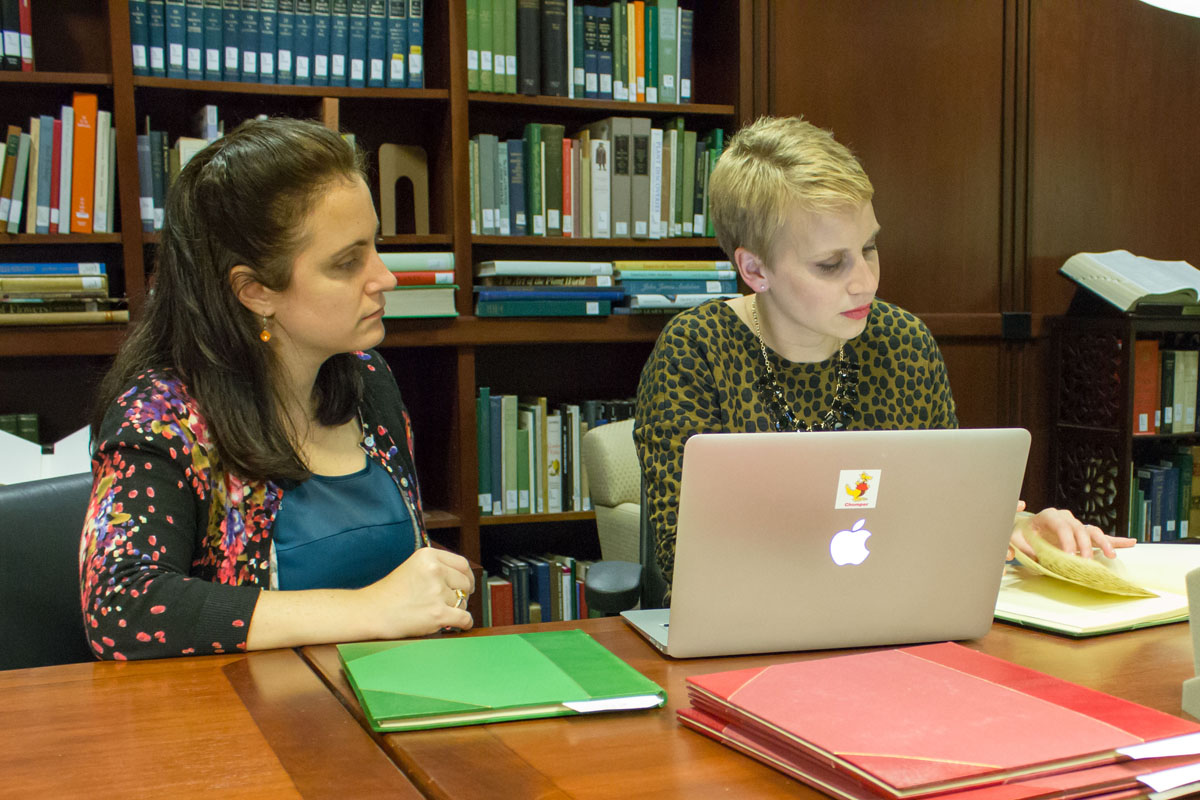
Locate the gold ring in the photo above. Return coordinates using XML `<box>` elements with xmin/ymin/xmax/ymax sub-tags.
<box><xmin>454</xmin><ymin>589</ymin><xmax>467</xmax><ymax>609</ymax></box>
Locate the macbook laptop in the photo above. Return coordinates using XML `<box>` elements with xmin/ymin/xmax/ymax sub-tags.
<box><xmin>622</xmin><ymin>428</ymin><xmax>1031</xmax><ymax>658</ymax></box>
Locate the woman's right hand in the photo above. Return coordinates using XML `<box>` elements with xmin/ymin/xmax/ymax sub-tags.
<box><xmin>357</xmin><ymin>547</ymin><xmax>475</xmax><ymax>638</ymax></box>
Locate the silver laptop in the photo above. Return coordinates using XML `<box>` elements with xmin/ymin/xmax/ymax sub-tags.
<box><xmin>622</xmin><ymin>428</ymin><xmax>1031</xmax><ymax>658</ymax></box>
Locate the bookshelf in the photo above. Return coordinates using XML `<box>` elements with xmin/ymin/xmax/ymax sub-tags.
<box><xmin>1051</xmin><ymin>311</ymin><xmax>1200</xmax><ymax>541</ymax></box>
<box><xmin>0</xmin><ymin>1</ymin><xmax>750</xmax><ymax>583</ymax></box>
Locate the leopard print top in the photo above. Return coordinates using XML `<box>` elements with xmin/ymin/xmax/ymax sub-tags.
<box><xmin>634</xmin><ymin>298</ymin><xmax>958</xmax><ymax>596</ymax></box>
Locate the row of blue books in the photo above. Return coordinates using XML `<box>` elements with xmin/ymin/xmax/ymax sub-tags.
<box><xmin>128</xmin><ymin>0</ymin><xmax>424</xmax><ymax>88</ymax></box>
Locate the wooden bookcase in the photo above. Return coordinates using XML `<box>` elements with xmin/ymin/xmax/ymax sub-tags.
<box><xmin>0</xmin><ymin>1</ymin><xmax>752</xmax><ymax>579</ymax></box>
<box><xmin>1050</xmin><ymin>311</ymin><xmax>1200</xmax><ymax>539</ymax></box>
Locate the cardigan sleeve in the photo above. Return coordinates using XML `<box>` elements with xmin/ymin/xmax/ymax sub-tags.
<box><xmin>80</xmin><ymin>378</ymin><xmax>261</xmax><ymax>661</ymax></box>
<box><xmin>633</xmin><ymin>313</ymin><xmax>727</xmax><ymax>594</ymax></box>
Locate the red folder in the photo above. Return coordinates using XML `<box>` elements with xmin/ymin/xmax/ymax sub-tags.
<box><xmin>679</xmin><ymin>706</ymin><xmax>1196</xmax><ymax>800</ymax></box>
<box><xmin>683</xmin><ymin>642</ymin><xmax>1200</xmax><ymax>799</ymax></box>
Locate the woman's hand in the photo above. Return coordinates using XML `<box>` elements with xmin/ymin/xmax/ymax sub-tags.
<box><xmin>1009</xmin><ymin>501</ymin><xmax>1135</xmax><ymax>561</ymax></box>
<box><xmin>357</xmin><ymin>547</ymin><xmax>475</xmax><ymax>639</ymax></box>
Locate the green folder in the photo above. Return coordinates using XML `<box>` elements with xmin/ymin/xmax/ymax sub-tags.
<box><xmin>338</xmin><ymin>630</ymin><xmax>666</xmax><ymax>731</ymax></box>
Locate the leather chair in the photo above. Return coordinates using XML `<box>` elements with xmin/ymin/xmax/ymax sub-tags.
<box><xmin>580</xmin><ymin>420</ymin><xmax>667</xmax><ymax>614</ymax></box>
<box><xmin>0</xmin><ymin>472</ymin><xmax>96</xmax><ymax>670</ymax></box>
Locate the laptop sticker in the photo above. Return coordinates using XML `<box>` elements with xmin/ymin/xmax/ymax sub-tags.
<box><xmin>836</xmin><ymin>469</ymin><xmax>882</xmax><ymax>510</ymax></box>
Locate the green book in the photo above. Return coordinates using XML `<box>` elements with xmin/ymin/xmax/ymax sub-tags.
<box><xmin>501</xmin><ymin>393</ymin><xmax>518</xmax><ymax>514</ymax></box>
<box><xmin>491</xmin><ymin>0</ymin><xmax>506</xmax><ymax>92</ymax></box>
<box><xmin>503</xmin><ymin>0</ymin><xmax>517</xmax><ymax>93</ymax></box>
<box><xmin>516</xmin><ymin>424</ymin><xmax>531</xmax><ymax>514</ymax></box>
<box><xmin>337</xmin><ymin>630</ymin><xmax>666</xmax><ymax>731</ymax></box>
<box><xmin>644</xmin><ymin>2</ymin><xmax>657</xmax><ymax>103</ymax></box>
<box><xmin>522</xmin><ymin>122</ymin><xmax>543</xmax><ymax>235</ymax></box>
<box><xmin>466</xmin><ymin>0</ymin><xmax>479</xmax><ymax>90</ymax></box>
<box><xmin>475</xmin><ymin>299</ymin><xmax>612</xmax><ymax>317</ymax></box>
<box><xmin>655</xmin><ymin>0</ymin><xmax>677</xmax><ymax>103</ymax></box>
<box><xmin>542</xmin><ymin>123</ymin><xmax>565</xmax><ymax>236</ymax></box>
<box><xmin>612</xmin><ymin>0</ymin><xmax>625</xmax><ymax>100</ymax></box>
<box><xmin>476</xmin><ymin>386</ymin><xmax>491</xmax><ymax>515</ymax></box>
<box><xmin>478</xmin><ymin>0</ymin><xmax>493</xmax><ymax>91</ymax></box>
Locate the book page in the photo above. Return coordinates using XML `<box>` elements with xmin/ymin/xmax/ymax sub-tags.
<box><xmin>1013</xmin><ymin>524</ymin><xmax>1156</xmax><ymax>597</ymax></box>
<box><xmin>1061</xmin><ymin>250</ymin><xmax>1200</xmax><ymax>310</ymax></box>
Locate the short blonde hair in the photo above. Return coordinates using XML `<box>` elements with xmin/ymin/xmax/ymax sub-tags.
<box><xmin>708</xmin><ymin>116</ymin><xmax>874</xmax><ymax>263</ymax></box>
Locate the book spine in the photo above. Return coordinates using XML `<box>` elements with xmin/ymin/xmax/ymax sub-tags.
<box><xmin>541</xmin><ymin>0</ymin><xmax>566</xmax><ymax>97</ymax></box>
<box><xmin>542</xmin><ymin>124</ymin><xmax>564</xmax><ymax>236</ymax></box>
<box><xmin>347</xmin><ymin>0</ymin><xmax>367</xmax><ymax>87</ymax></box>
<box><xmin>497</xmin><ymin>140</ymin><xmax>511</xmax><ymax>236</ymax></box>
<box><xmin>48</xmin><ymin>119</ymin><xmax>62</xmax><ymax>233</ymax></box>
<box><xmin>165</xmin><ymin>0</ymin><xmax>187</xmax><ymax>78</ymax></box>
<box><xmin>137</xmin><ymin>135</ymin><xmax>155</xmax><ymax>232</ymax></box>
<box><xmin>148</xmin><ymin>0</ymin><xmax>168</xmax><ymax>76</ymax></box>
<box><xmin>621</xmin><ymin>278</ymin><xmax>735</xmax><ymax>294</ymax></box>
<box><xmin>0</xmin><ymin>310</ymin><xmax>129</xmax><ymax>326</ymax></box>
<box><xmin>311</xmin><ymin>0</ymin><xmax>330</xmax><ymax>84</ymax></box>
<box><xmin>240</xmin><ymin>0</ymin><xmax>260</xmax><ymax>81</ymax></box>
<box><xmin>489</xmin><ymin>395</ymin><xmax>503</xmax><ymax>515</ymax></box>
<box><xmin>204</xmin><ymin>0</ymin><xmax>224</xmax><ymax>79</ymax></box>
<box><xmin>612</xmin><ymin>0</ymin><xmax>625</xmax><ymax>100</ymax></box>
<box><xmin>222</xmin><ymin>0</ymin><xmax>241</xmax><ymax>78</ymax></box>
<box><xmin>477</xmin><ymin>387</ymin><xmax>492</xmax><ymax>514</ymax></box>
<box><xmin>0</xmin><ymin>262</ymin><xmax>104</xmax><ymax>276</ymax></box>
<box><xmin>328</xmin><ymin>0</ymin><xmax>348</xmax><ymax>85</ymax></box>
<box><xmin>477</xmin><ymin>0</ymin><xmax>492</xmax><ymax>91</ymax></box>
<box><xmin>1133</xmin><ymin>339</ymin><xmax>1161</xmax><ymax>435</ymax></box>
<box><xmin>186</xmin><ymin>0</ymin><xmax>206</xmax><ymax>79</ymax></box>
<box><xmin>16</xmin><ymin>0</ymin><xmax>29</xmax><ymax>70</ymax></box>
<box><xmin>377</xmin><ymin>251</ymin><xmax>454</xmax><ymax>270</ymax></box>
<box><xmin>259</xmin><ymin>0</ymin><xmax>278</xmax><ymax>83</ymax></box>
<box><xmin>56</xmin><ymin>107</ymin><xmax>73</xmax><ymax>236</ymax></box>
<box><xmin>678</xmin><ymin>5</ymin><xmax>692</xmax><ymax>102</ymax></box>
<box><xmin>475</xmin><ymin>299</ymin><xmax>611</xmax><ymax>316</ymax></box>
<box><xmin>507</xmin><ymin>138</ymin><xmax>525</xmax><ymax>236</ymax></box>
<box><xmin>466</xmin><ymin>0</ymin><xmax>479</xmax><ymax>90</ymax></box>
<box><xmin>130</xmin><ymin>0</ymin><xmax>152</xmax><ymax>75</ymax></box>
<box><xmin>276</xmin><ymin>0</ymin><xmax>296</xmax><ymax>84</ymax></box>
<box><xmin>595</xmin><ymin>4</ymin><xmax>613</xmax><ymax>99</ymax></box>
<box><xmin>490</xmin><ymin>0</ymin><xmax>504</xmax><ymax>92</ymax></box>
<box><xmin>149</xmin><ymin>129</ymin><xmax>166</xmax><ymax>230</ymax></box>
<box><xmin>91</xmin><ymin>111</ymin><xmax>112</xmax><ymax>234</ymax></box>
<box><xmin>405</xmin><ymin>0</ymin><xmax>423</xmax><ymax>88</ymax></box>
<box><xmin>365</xmin><ymin>0</ymin><xmax>386</xmax><ymax>87</ymax></box>
<box><xmin>504</xmin><ymin>0</ymin><xmax>517</xmax><ymax>93</ymax></box>
<box><xmin>34</xmin><ymin>115</ymin><xmax>53</xmax><ymax>234</ymax></box>
<box><xmin>22</xmin><ymin>116</ymin><xmax>36</xmax><ymax>234</ymax></box>
<box><xmin>293</xmin><ymin>0</ymin><xmax>313</xmax><ymax>84</ymax></box>
<box><xmin>383</xmin><ymin>0</ymin><xmax>406</xmax><ymax>86</ymax></box>
<box><xmin>523</xmin><ymin>122</ymin><xmax>543</xmax><ymax>235</ymax></box>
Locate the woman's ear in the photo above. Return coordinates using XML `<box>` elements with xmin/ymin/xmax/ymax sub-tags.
<box><xmin>229</xmin><ymin>264</ymin><xmax>274</xmax><ymax>316</ymax></box>
<box><xmin>734</xmin><ymin>247</ymin><xmax>769</xmax><ymax>292</ymax></box>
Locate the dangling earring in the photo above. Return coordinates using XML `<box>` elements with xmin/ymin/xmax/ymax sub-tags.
<box><xmin>259</xmin><ymin>315</ymin><xmax>272</xmax><ymax>343</ymax></box>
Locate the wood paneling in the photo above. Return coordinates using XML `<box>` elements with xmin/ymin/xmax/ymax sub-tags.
<box><xmin>1028</xmin><ymin>0</ymin><xmax>1200</xmax><ymax>315</ymax></box>
<box><xmin>763</xmin><ymin>0</ymin><xmax>1010</xmax><ymax>316</ymax></box>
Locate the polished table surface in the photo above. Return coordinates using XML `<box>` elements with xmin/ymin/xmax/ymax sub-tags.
<box><xmin>0</xmin><ymin>647</ymin><xmax>422</xmax><ymax>798</ymax></box>
<box><xmin>302</xmin><ymin>617</ymin><xmax>1200</xmax><ymax>799</ymax></box>
<box><xmin>2</xmin><ymin>618</ymin><xmax>1195</xmax><ymax>799</ymax></box>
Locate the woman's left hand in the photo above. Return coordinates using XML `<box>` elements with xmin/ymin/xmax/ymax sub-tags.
<box><xmin>1009</xmin><ymin>501</ymin><xmax>1135</xmax><ymax>560</ymax></box>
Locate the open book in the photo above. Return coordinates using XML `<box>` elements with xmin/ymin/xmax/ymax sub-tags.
<box><xmin>994</xmin><ymin>534</ymin><xmax>1200</xmax><ymax>636</ymax></box>
<box><xmin>1060</xmin><ymin>249</ymin><xmax>1200</xmax><ymax>313</ymax></box>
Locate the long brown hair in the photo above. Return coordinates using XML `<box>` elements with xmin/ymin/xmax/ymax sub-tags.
<box><xmin>93</xmin><ymin>117</ymin><xmax>369</xmax><ymax>483</ymax></box>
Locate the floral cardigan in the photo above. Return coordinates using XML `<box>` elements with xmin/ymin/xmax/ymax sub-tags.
<box><xmin>79</xmin><ymin>350</ymin><xmax>428</xmax><ymax>661</ymax></box>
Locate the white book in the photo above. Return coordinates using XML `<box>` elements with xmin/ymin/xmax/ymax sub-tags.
<box><xmin>1060</xmin><ymin>250</ymin><xmax>1200</xmax><ymax>312</ymax></box>
<box><xmin>517</xmin><ymin>408</ymin><xmax>536</xmax><ymax>514</ymax></box>
<box><xmin>546</xmin><ymin>412</ymin><xmax>563</xmax><ymax>513</ymax></box>
<box><xmin>589</xmin><ymin>138</ymin><xmax>610</xmax><ymax>239</ymax></box>
<box><xmin>648</xmin><ymin>128</ymin><xmax>663</xmax><ymax>239</ymax></box>
<box><xmin>567</xmin><ymin>404</ymin><xmax>582</xmax><ymax>512</ymax></box>
<box><xmin>475</xmin><ymin>260</ymin><xmax>613</xmax><ymax>277</ymax></box>
<box><xmin>24</xmin><ymin>116</ymin><xmax>38</xmax><ymax>234</ymax></box>
<box><xmin>91</xmin><ymin>111</ymin><xmax>112</xmax><ymax>234</ymax></box>
<box><xmin>57</xmin><ymin>105</ymin><xmax>74</xmax><ymax>237</ymax></box>
<box><xmin>629</xmin><ymin>292</ymin><xmax>740</xmax><ymax>309</ymax></box>
<box><xmin>666</xmin><ymin>127</ymin><xmax>679</xmax><ymax>237</ymax></box>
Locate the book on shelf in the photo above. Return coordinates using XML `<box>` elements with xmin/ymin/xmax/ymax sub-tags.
<box><xmin>476</xmin><ymin>298</ymin><xmax>611</xmax><ymax>317</ymax></box>
<box><xmin>405</xmin><ymin>0</ymin><xmax>422</xmax><ymax>88</ymax></box>
<box><xmin>1061</xmin><ymin>250</ymin><xmax>1200</xmax><ymax>313</ymax></box>
<box><xmin>203</xmin><ymin>0</ymin><xmax>224</xmax><ymax>80</ymax></box>
<box><xmin>147</xmin><ymin>0</ymin><xmax>168</xmax><ymax>76</ymax></box>
<box><xmin>476</xmin><ymin>385</ymin><xmax>492</xmax><ymax>514</ymax></box>
<box><xmin>474</xmin><ymin>286</ymin><xmax>624</xmax><ymax>302</ymax></box>
<box><xmin>379</xmin><ymin>251</ymin><xmax>454</xmax><ymax>271</ymax></box>
<box><xmin>476</xmin><ymin>260</ymin><xmax>613</xmax><ymax>277</ymax></box>
<box><xmin>390</xmin><ymin>269</ymin><xmax>453</xmax><ymax>285</ymax></box>
<box><xmin>627</xmin><ymin>293</ymin><xmax>739</xmax><ymax>310</ymax></box>
<box><xmin>346</xmin><ymin>0</ymin><xmax>367</xmax><ymax>87</ymax></box>
<box><xmin>165</xmin><ymin>0</ymin><xmax>187</xmax><ymax>79</ymax></box>
<box><xmin>338</xmin><ymin>630</ymin><xmax>663</xmax><ymax>731</ymax></box>
<box><xmin>292</xmin><ymin>0</ymin><xmax>314</xmax><ymax>84</ymax></box>
<box><xmin>0</xmin><ymin>309</ymin><xmax>129</xmax><ymax>326</ymax></box>
<box><xmin>256</xmin><ymin>0</ymin><xmax>280</xmax><ymax>85</ymax></box>
<box><xmin>383</xmin><ymin>0</ymin><xmax>405</xmax><ymax>86</ymax></box>
<box><xmin>327</xmin><ymin>0</ymin><xmax>348</xmax><ymax>85</ymax></box>
<box><xmin>620</xmin><ymin>278</ymin><xmax>737</xmax><ymax>295</ymax></box>
<box><xmin>5</xmin><ymin>131</ymin><xmax>28</xmax><ymax>234</ymax></box>
<box><xmin>68</xmin><ymin>92</ymin><xmax>98</xmax><ymax>234</ymax></box>
<box><xmin>381</xmin><ymin>284</ymin><xmax>457</xmax><ymax>318</ymax></box>
<box><xmin>681</xmin><ymin>641</ymin><xmax>1200</xmax><ymax>800</ymax></box>
<box><xmin>185</xmin><ymin>0</ymin><xmax>205</xmax><ymax>79</ymax></box>
<box><xmin>364</xmin><ymin>0</ymin><xmax>385</xmax><ymax>86</ymax></box>
<box><xmin>1133</xmin><ymin>338</ymin><xmax>1160</xmax><ymax>435</ymax></box>
<box><xmin>542</xmin><ymin>0</ymin><xmax>567</xmax><ymax>96</ymax></box>
<box><xmin>311</xmin><ymin>0</ymin><xmax>331</xmax><ymax>84</ymax></box>
<box><xmin>479</xmin><ymin>274</ymin><xmax>614</xmax><ymax>287</ymax></box>
<box><xmin>0</xmin><ymin>262</ymin><xmax>105</xmax><ymax>276</ymax></box>
<box><xmin>485</xmin><ymin>575</ymin><xmax>513</xmax><ymax>625</ymax></box>
<box><xmin>1</xmin><ymin>0</ymin><xmax>19</xmax><ymax>70</ymax></box>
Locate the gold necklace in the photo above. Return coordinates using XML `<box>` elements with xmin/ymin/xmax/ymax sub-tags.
<box><xmin>750</xmin><ymin>295</ymin><xmax>858</xmax><ymax>432</ymax></box>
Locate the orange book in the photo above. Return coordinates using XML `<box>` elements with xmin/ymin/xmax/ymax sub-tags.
<box><xmin>632</xmin><ymin>1</ymin><xmax>646</xmax><ymax>102</ymax></box>
<box><xmin>0</xmin><ymin>124</ymin><xmax>21</xmax><ymax>222</ymax></box>
<box><xmin>69</xmin><ymin>92</ymin><xmax>99</xmax><ymax>234</ymax></box>
<box><xmin>1133</xmin><ymin>339</ymin><xmax>1161</xmax><ymax>435</ymax></box>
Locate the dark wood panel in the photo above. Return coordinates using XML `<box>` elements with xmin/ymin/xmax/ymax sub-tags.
<box><xmin>765</xmin><ymin>0</ymin><xmax>1009</xmax><ymax>315</ymax></box>
<box><xmin>1028</xmin><ymin>0</ymin><xmax>1200</xmax><ymax>315</ymax></box>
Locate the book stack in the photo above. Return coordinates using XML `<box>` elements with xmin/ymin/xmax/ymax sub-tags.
<box><xmin>0</xmin><ymin>93</ymin><xmax>116</xmax><ymax>236</ymax></box>
<box><xmin>484</xmin><ymin>553</ymin><xmax>595</xmax><ymax>625</ymax></box>
<box><xmin>128</xmin><ymin>0</ymin><xmax>424</xmax><ymax>88</ymax></box>
<box><xmin>137</xmin><ymin>105</ymin><xmax>222</xmax><ymax>233</ymax></box>
<box><xmin>615</xmin><ymin>259</ymin><xmax>739</xmax><ymax>312</ymax></box>
<box><xmin>467</xmin><ymin>0</ymin><xmax>697</xmax><ymax>104</ymax></box>
<box><xmin>0</xmin><ymin>262</ymin><xmax>128</xmax><ymax>325</ymax></box>
<box><xmin>473</xmin><ymin>260</ymin><xmax>619</xmax><ymax>316</ymax></box>
<box><xmin>0</xmin><ymin>0</ymin><xmax>33</xmax><ymax>71</ymax></box>
<box><xmin>469</xmin><ymin>119</ymin><xmax>724</xmax><ymax>240</ymax></box>
<box><xmin>679</xmin><ymin>642</ymin><xmax>1200</xmax><ymax>800</ymax></box>
<box><xmin>379</xmin><ymin>251</ymin><xmax>457</xmax><ymax>318</ymax></box>
<box><xmin>1129</xmin><ymin>446</ymin><xmax>1198</xmax><ymax>542</ymax></box>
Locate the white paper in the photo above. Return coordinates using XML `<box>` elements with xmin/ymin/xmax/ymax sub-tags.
<box><xmin>0</xmin><ymin>426</ymin><xmax>91</xmax><ymax>485</ymax></box>
<box><xmin>1119</xmin><ymin>732</ymin><xmax>1200</xmax><ymax>760</ymax></box>
<box><xmin>563</xmin><ymin>695</ymin><xmax>663</xmax><ymax>713</ymax></box>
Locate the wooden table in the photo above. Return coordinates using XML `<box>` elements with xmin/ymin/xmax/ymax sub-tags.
<box><xmin>0</xmin><ymin>647</ymin><xmax>422</xmax><ymax>798</ymax></box>
<box><xmin>301</xmin><ymin>617</ymin><xmax>1200</xmax><ymax>799</ymax></box>
<box><xmin>3</xmin><ymin>618</ymin><xmax>1195</xmax><ymax>799</ymax></box>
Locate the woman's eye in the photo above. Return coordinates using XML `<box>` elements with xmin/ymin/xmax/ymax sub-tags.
<box><xmin>817</xmin><ymin>259</ymin><xmax>842</xmax><ymax>272</ymax></box>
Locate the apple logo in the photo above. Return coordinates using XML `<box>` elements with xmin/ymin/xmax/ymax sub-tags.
<box><xmin>830</xmin><ymin>518</ymin><xmax>871</xmax><ymax>566</ymax></box>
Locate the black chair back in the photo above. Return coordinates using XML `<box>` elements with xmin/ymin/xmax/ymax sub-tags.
<box><xmin>0</xmin><ymin>472</ymin><xmax>96</xmax><ymax>670</ymax></box>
